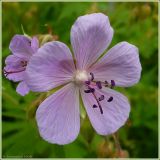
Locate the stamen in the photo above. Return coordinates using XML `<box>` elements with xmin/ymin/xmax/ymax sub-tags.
<box><xmin>107</xmin><ymin>96</ymin><xmax>113</xmax><ymax>102</ymax></box>
<box><xmin>93</xmin><ymin>104</ymin><xmax>98</xmax><ymax>108</ymax></box>
<box><xmin>111</xmin><ymin>80</ymin><xmax>115</xmax><ymax>88</ymax></box>
<box><xmin>84</xmin><ymin>87</ymin><xmax>95</xmax><ymax>93</ymax></box>
<box><xmin>98</xmin><ymin>95</ymin><xmax>105</xmax><ymax>101</ymax></box>
<box><xmin>83</xmin><ymin>73</ymin><xmax>115</xmax><ymax>114</ymax></box>
<box><xmin>85</xmin><ymin>81</ymin><xmax>90</xmax><ymax>85</ymax></box>
<box><xmin>89</xmin><ymin>87</ymin><xmax>95</xmax><ymax>93</ymax></box>
<box><xmin>96</xmin><ymin>81</ymin><xmax>102</xmax><ymax>89</ymax></box>
<box><xmin>90</xmin><ymin>72</ymin><xmax>94</xmax><ymax>81</ymax></box>
<box><xmin>104</xmin><ymin>80</ymin><xmax>109</xmax><ymax>87</ymax></box>
<box><xmin>84</xmin><ymin>89</ymin><xmax>91</xmax><ymax>93</ymax></box>
<box><xmin>92</xmin><ymin>92</ymin><xmax>103</xmax><ymax>114</ymax></box>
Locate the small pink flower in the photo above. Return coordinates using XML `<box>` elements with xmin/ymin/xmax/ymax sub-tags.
<box><xmin>26</xmin><ymin>13</ymin><xmax>142</xmax><ymax>144</ymax></box>
<box><xmin>4</xmin><ymin>35</ymin><xmax>39</xmax><ymax>96</ymax></box>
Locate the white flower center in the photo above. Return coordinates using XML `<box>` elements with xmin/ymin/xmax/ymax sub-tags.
<box><xmin>74</xmin><ymin>70</ymin><xmax>88</xmax><ymax>84</ymax></box>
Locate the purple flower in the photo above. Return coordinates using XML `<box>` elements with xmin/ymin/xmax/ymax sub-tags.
<box><xmin>26</xmin><ymin>13</ymin><xmax>142</xmax><ymax>144</ymax></box>
<box><xmin>4</xmin><ymin>35</ymin><xmax>39</xmax><ymax>96</ymax></box>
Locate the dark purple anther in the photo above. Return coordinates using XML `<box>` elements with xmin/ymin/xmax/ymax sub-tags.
<box><xmin>93</xmin><ymin>104</ymin><xmax>98</xmax><ymax>108</ymax></box>
<box><xmin>90</xmin><ymin>72</ymin><xmax>94</xmax><ymax>81</ymax></box>
<box><xmin>104</xmin><ymin>80</ymin><xmax>109</xmax><ymax>87</ymax></box>
<box><xmin>107</xmin><ymin>96</ymin><xmax>113</xmax><ymax>102</ymax></box>
<box><xmin>89</xmin><ymin>88</ymin><xmax>95</xmax><ymax>93</ymax></box>
<box><xmin>96</xmin><ymin>81</ymin><xmax>102</xmax><ymax>89</ymax></box>
<box><xmin>98</xmin><ymin>95</ymin><xmax>104</xmax><ymax>101</ymax></box>
<box><xmin>84</xmin><ymin>90</ymin><xmax>91</xmax><ymax>93</ymax></box>
<box><xmin>85</xmin><ymin>81</ymin><xmax>90</xmax><ymax>85</ymax></box>
<box><xmin>111</xmin><ymin>80</ymin><xmax>115</xmax><ymax>88</ymax></box>
<box><xmin>84</xmin><ymin>87</ymin><xmax>95</xmax><ymax>93</ymax></box>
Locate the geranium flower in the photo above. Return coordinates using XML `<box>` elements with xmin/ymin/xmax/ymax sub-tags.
<box><xmin>26</xmin><ymin>13</ymin><xmax>141</xmax><ymax>144</ymax></box>
<box><xmin>4</xmin><ymin>35</ymin><xmax>39</xmax><ymax>96</ymax></box>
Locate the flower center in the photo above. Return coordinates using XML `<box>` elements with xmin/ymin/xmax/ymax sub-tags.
<box><xmin>74</xmin><ymin>70</ymin><xmax>88</xmax><ymax>84</ymax></box>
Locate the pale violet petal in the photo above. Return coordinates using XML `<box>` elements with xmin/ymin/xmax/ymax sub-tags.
<box><xmin>71</xmin><ymin>13</ymin><xmax>113</xmax><ymax>70</ymax></box>
<box><xmin>9</xmin><ymin>34</ymin><xmax>34</xmax><ymax>59</ymax></box>
<box><xmin>4</xmin><ymin>65</ymin><xmax>25</xmax><ymax>82</ymax></box>
<box><xmin>5</xmin><ymin>55</ymin><xmax>27</xmax><ymax>66</ymax></box>
<box><xmin>89</xmin><ymin>42</ymin><xmax>142</xmax><ymax>87</ymax></box>
<box><xmin>26</xmin><ymin>41</ymin><xmax>76</xmax><ymax>92</ymax></box>
<box><xmin>81</xmin><ymin>87</ymin><xmax>130</xmax><ymax>135</ymax></box>
<box><xmin>31</xmin><ymin>36</ymin><xmax>39</xmax><ymax>53</ymax></box>
<box><xmin>16</xmin><ymin>81</ymin><xmax>30</xmax><ymax>96</ymax></box>
<box><xmin>4</xmin><ymin>55</ymin><xmax>26</xmax><ymax>82</ymax></box>
<box><xmin>36</xmin><ymin>83</ymin><xmax>80</xmax><ymax>145</ymax></box>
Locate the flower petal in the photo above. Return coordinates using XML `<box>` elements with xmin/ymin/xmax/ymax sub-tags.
<box><xmin>5</xmin><ymin>54</ymin><xmax>27</xmax><ymax>69</ymax></box>
<box><xmin>9</xmin><ymin>35</ymin><xmax>34</xmax><ymax>59</ymax></box>
<box><xmin>5</xmin><ymin>55</ymin><xmax>27</xmax><ymax>66</ymax></box>
<box><xmin>4</xmin><ymin>55</ymin><xmax>26</xmax><ymax>82</ymax></box>
<box><xmin>89</xmin><ymin>42</ymin><xmax>142</xmax><ymax>87</ymax></box>
<box><xmin>36</xmin><ymin>83</ymin><xmax>80</xmax><ymax>145</ymax></box>
<box><xmin>16</xmin><ymin>81</ymin><xmax>30</xmax><ymax>96</ymax></box>
<box><xmin>26</xmin><ymin>41</ymin><xmax>75</xmax><ymax>92</ymax></box>
<box><xmin>4</xmin><ymin>65</ymin><xmax>25</xmax><ymax>82</ymax></box>
<box><xmin>31</xmin><ymin>36</ymin><xmax>39</xmax><ymax>53</ymax></box>
<box><xmin>71</xmin><ymin>13</ymin><xmax>113</xmax><ymax>70</ymax></box>
<box><xmin>81</xmin><ymin>87</ymin><xmax>130</xmax><ymax>135</ymax></box>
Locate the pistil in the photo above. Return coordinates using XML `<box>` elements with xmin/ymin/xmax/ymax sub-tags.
<box><xmin>92</xmin><ymin>91</ymin><xmax>103</xmax><ymax>114</ymax></box>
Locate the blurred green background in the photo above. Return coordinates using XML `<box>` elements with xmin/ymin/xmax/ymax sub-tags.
<box><xmin>2</xmin><ymin>2</ymin><xmax>158</xmax><ymax>158</ymax></box>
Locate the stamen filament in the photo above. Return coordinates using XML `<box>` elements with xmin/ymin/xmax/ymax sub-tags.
<box><xmin>90</xmin><ymin>72</ymin><xmax>94</xmax><ymax>81</ymax></box>
<box><xmin>92</xmin><ymin>92</ymin><xmax>103</xmax><ymax>114</ymax></box>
